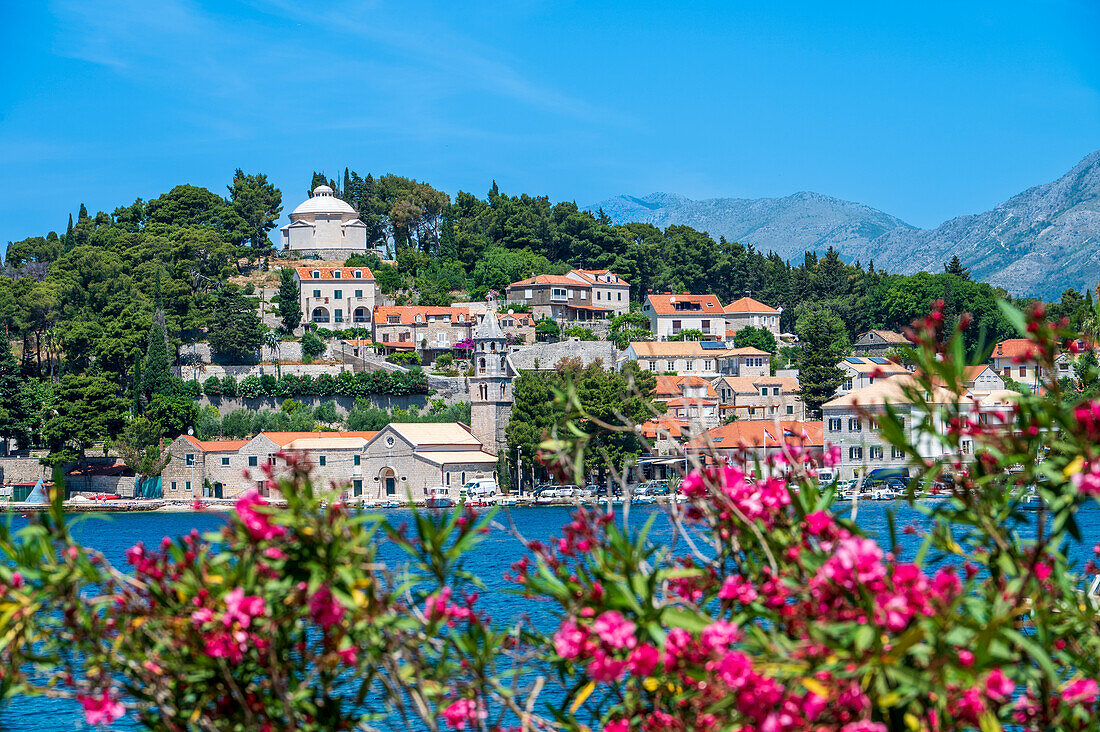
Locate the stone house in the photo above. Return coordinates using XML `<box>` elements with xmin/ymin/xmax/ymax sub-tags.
<box><xmin>638</xmin><ymin>415</ymin><xmax>694</xmax><ymax>456</ymax></box>
<box><xmin>715</xmin><ymin>347</ymin><xmax>772</xmax><ymax>378</ymax></box>
<box><xmin>652</xmin><ymin>375</ymin><xmax>720</xmax><ymax>429</ymax></box>
<box><xmin>295</xmin><ymin>266</ymin><xmax>378</xmax><ymax>329</ymax></box>
<box><xmin>821</xmin><ymin>376</ymin><xmax>1015</xmax><ymax>481</ymax></box>
<box><xmin>642</xmin><ymin>294</ymin><xmax>724</xmax><ymax>340</ymax></box>
<box><xmin>504</xmin><ymin>274</ymin><xmax>614</xmax><ymax>321</ymax></box>
<box><xmin>836</xmin><ymin>356</ymin><xmax>911</xmax><ymax>395</ymax></box>
<box><xmin>853</xmin><ymin>330</ymin><xmax>911</xmax><ymax>357</ymax></box>
<box><xmin>565</xmin><ymin>269</ymin><xmax>631</xmax><ymax>315</ymax></box>
<box><xmin>724</xmin><ymin>297</ymin><xmax>781</xmax><ymax>338</ymax></box>
<box><xmin>360</xmin><ymin>423</ymin><xmax>499</xmax><ymax>501</ymax></box>
<box><xmin>372</xmin><ymin>306</ymin><xmax>475</xmax><ymax>362</ymax></box>
<box><xmin>713</xmin><ymin>375</ymin><xmax>805</xmax><ymax>421</ymax></box>
<box><xmin>495</xmin><ymin>312</ymin><xmax>537</xmax><ymax>344</ymax></box>
<box><xmin>623</xmin><ymin>341</ymin><xmax>724</xmax><ymax>377</ymax></box>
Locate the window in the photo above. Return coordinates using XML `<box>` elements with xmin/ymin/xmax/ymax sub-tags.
<box><xmin>684</xmin><ymin>361</ymin><xmax>693</xmax><ymax>371</ymax></box>
<box><xmin>313</xmin><ymin>289</ymin><xmax>321</xmax><ymax>298</ymax></box>
<box><xmin>648</xmin><ymin>361</ymin><xmax>657</xmax><ymax>372</ymax></box>
<box><xmin>221</xmin><ymin>457</ymin><xmax>230</xmax><ymax>466</ymax></box>
<box><xmin>312</xmin><ymin>270</ymin><xmax>320</xmax><ymax>279</ymax></box>
<box><xmin>551</xmin><ymin>288</ymin><xmax>568</xmax><ymax>301</ymax></box>
<box><xmin>171</xmin><ymin>481</ymin><xmax>177</xmax><ymax>492</ymax></box>
<box><xmin>748</xmin><ymin>407</ymin><xmax>757</xmax><ymax>417</ymax></box>
<box><xmin>580</xmin><ymin>290</ymin><xmax>587</xmax><ymax>300</ymax></box>
<box><xmin>701</xmin><ymin>319</ymin><xmax>710</xmax><ymax>333</ymax></box>
<box><xmin>334</xmin><ymin>289</ymin><xmax>342</xmax><ymax>299</ymax></box>
<box><xmin>761</xmin><ymin>387</ymin><xmax>768</xmax><ymax>396</ymax></box>
<box><xmin>186</xmin><ymin>481</ymin><xmax>191</xmax><ymax>492</ymax></box>
<box><xmin>666</xmin><ymin>361</ymin><xmax>675</xmax><ymax>372</ymax></box>
<box><xmin>844</xmin><ymin>379</ymin><xmax>853</xmax><ymax>390</ymax></box>
<box><xmin>185</xmin><ymin>453</ymin><xmax>195</xmax><ymax>466</ymax></box>
<box><xmin>1019</xmin><ymin>366</ymin><xmax>1026</xmax><ymax>377</ymax></box>
<box><xmin>334</xmin><ymin>309</ymin><xmax>343</xmax><ymax>323</ymax></box>
<box><xmin>849</xmin><ymin>447</ymin><xmax>863</xmax><ymax>460</ymax></box>
<box><xmin>962</xmin><ymin>440</ymin><xmax>972</xmax><ymax>455</ymax></box>
<box><xmin>672</xmin><ymin>319</ymin><xmax>682</xmax><ymax>333</ymax></box>
<box><xmin>786</xmin><ymin>405</ymin><xmax>794</xmax><ymax>415</ymax></box>
<box><xmin>704</xmin><ymin>360</ymin><xmax>712</xmax><ymax>371</ymax></box>
<box><xmin>891</xmin><ymin>446</ymin><xmax>905</xmax><ymax>459</ymax></box>
<box><xmin>870</xmin><ymin>446</ymin><xmax>883</xmax><ymax>460</ymax></box>
<box><xmin>354</xmin><ymin>270</ymin><xmax>362</xmax><ymax>278</ymax></box>
<box><xmin>333</xmin><ymin>270</ymin><xmax>341</xmax><ymax>278</ymax></box>
<box><xmin>617</xmin><ymin>292</ymin><xmax>622</xmax><ymax>301</ymax></box>
<box><xmin>772</xmin><ymin>387</ymin><xmax>780</xmax><ymax>395</ymax></box>
<box><xmin>524</xmin><ymin>288</ymin><xmax>532</xmax><ymax>298</ymax></box>
<box><xmin>848</xmin><ymin>418</ymin><xmax>861</xmax><ymax>432</ymax></box>
<box><xmin>596</xmin><ymin>291</ymin><xmax>601</xmax><ymax>300</ymax></box>
<box><xmin>248</xmin><ymin>456</ymin><xmax>258</xmax><ymax>467</ymax></box>
<box><xmin>828</xmin><ymin>418</ymin><xmax>842</xmax><ymax>431</ymax></box>
<box><xmin>319</xmin><ymin>456</ymin><xmax>326</xmax><ymax>466</ymax></box>
<box><xmin>353</xmin><ymin>479</ymin><xmax>363</xmax><ymax>496</ymax></box>
<box><xmin>353</xmin><ymin>455</ymin><xmax>360</xmax><ymax>466</ymax></box>
<box><xmin>354</xmin><ymin>289</ymin><xmax>363</xmax><ymax>298</ymax></box>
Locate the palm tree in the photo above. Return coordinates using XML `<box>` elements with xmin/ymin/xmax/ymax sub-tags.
<box><xmin>265</xmin><ymin>331</ymin><xmax>282</xmax><ymax>379</ymax></box>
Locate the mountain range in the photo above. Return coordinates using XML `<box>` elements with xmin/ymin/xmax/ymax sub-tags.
<box><xmin>589</xmin><ymin>150</ymin><xmax>1100</xmax><ymax>300</ymax></box>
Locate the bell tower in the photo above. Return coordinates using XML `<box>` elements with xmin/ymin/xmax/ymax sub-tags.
<box><xmin>469</xmin><ymin>293</ymin><xmax>513</xmax><ymax>455</ymax></box>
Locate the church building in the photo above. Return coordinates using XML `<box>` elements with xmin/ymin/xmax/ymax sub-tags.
<box><xmin>469</xmin><ymin>298</ymin><xmax>515</xmax><ymax>456</ymax></box>
<box><xmin>281</xmin><ymin>185</ymin><xmax>369</xmax><ymax>257</ymax></box>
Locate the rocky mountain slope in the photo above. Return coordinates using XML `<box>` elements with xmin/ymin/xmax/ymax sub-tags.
<box><xmin>590</xmin><ymin>150</ymin><xmax>1100</xmax><ymax>299</ymax></box>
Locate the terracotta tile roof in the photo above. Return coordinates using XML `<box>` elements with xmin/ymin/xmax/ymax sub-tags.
<box><xmin>857</xmin><ymin>329</ymin><xmax>911</xmax><ymax>345</ymax></box>
<box><xmin>628</xmin><ymin>341</ymin><xmax>708</xmax><ymax>357</ymax></box>
<box><xmin>262</xmin><ymin>431</ymin><xmax>379</xmax><ymax>447</ymax></box>
<box><xmin>507</xmin><ymin>274</ymin><xmax>581</xmax><ymax>287</ymax></box>
<box><xmin>182</xmin><ymin>436</ymin><xmax>250</xmax><ymax>452</ymax></box>
<box><xmin>379</xmin><ymin>341</ymin><xmax>416</xmax><ymax>349</ymax></box>
<box><xmin>992</xmin><ymin>338</ymin><xmax>1039</xmax><ymax>360</ymax></box>
<box><xmin>685</xmin><ymin>421</ymin><xmax>823</xmax><ymax>450</ymax></box>
<box><xmin>570</xmin><ymin>269</ymin><xmax>630</xmax><ymax>286</ymax></box>
<box><xmin>665</xmin><ymin>396</ymin><xmax>719</xmax><ymax>407</ymax></box>
<box><xmin>841</xmin><ymin>357</ymin><xmax>910</xmax><ymax>375</ymax></box>
<box><xmin>294</xmin><ymin>267</ymin><xmax>375</xmax><ymax>281</ymax></box>
<box><xmin>726</xmin><ymin>346</ymin><xmax>771</xmax><ymax>357</ymax></box>
<box><xmin>374</xmin><ymin>306</ymin><xmax>472</xmax><ymax>325</ymax></box>
<box><xmin>639</xmin><ymin>415</ymin><xmax>692</xmax><ymax>439</ymax></box>
<box><xmin>716</xmin><ymin>376</ymin><xmax>799</xmax><ymax>394</ymax></box>
<box><xmin>724</xmin><ymin>296</ymin><xmax>779</xmax><ymax>314</ymax></box>
<box><xmin>645</xmin><ymin>294</ymin><xmax>723</xmax><ymax>315</ymax></box>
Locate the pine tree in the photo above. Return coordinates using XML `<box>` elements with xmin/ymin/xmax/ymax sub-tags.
<box><xmin>274</xmin><ymin>268</ymin><xmax>302</xmax><ymax>332</ymax></box>
<box><xmin>944</xmin><ymin>255</ymin><xmax>971</xmax><ymax>280</ymax></box>
<box><xmin>796</xmin><ymin>307</ymin><xmax>850</xmax><ymax>418</ymax></box>
<box><xmin>63</xmin><ymin>213</ymin><xmax>74</xmax><ymax>250</ymax></box>
<box><xmin>140</xmin><ymin>311</ymin><xmax>173</xmax><ymax>406</ymax></box>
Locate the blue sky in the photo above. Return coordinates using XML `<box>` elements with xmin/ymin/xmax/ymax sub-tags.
<box><xmin>1</xmin><ymin>0</ymin><xmax>1098</xmax><ymax>244</ymax></box>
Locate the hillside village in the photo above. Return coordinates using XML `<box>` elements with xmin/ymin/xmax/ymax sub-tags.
<box><xmin>2</xmin><ymin>179</ymin><xmax>1098</xmax><ymax>504</ymax></box>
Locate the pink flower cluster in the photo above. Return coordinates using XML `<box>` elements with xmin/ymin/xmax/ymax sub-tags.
<box><xmin>681</xmin><ymin>466</ymin><xmax>792</xmax><ymax>529</ymax></box>
<box><xmin>191</xmin><ymin>588</ymin><xmax>268</xmax><ymax>663</ymax></box>
<box><xmin>235</xmin><ymin>490</ymin><xmax>287</xmax><ymax>542</ymax></box>
<box><xmin>424</xmin><ymin>587</ymin><xmax>475</xmax><ymax>627</ymax></box>
<box><xmin>441</xmin><ymin>696</ymin><xmax>487</xmax><ymax>730</ymax></box>
<box><xmin>1072</xmin><ymin>460</ymin><xmax>1100</xmax><ymax>496</ymax></box>
<box><xmin>78</xmin><ymin>688</ymin><xmax>125</xmax><ymax>726</ymax></box>
<box><xmin>308</xmin><ymin>585</ymin><xmax>345</xmax><ymax>629</ymax></box>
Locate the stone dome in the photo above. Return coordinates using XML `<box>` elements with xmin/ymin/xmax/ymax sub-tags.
<box><xmin>290</xmin><ymin>185</ymin><xmax>358</xmax><ymax>217</ymax></box>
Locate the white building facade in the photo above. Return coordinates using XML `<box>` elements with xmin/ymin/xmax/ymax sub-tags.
<box><xmin>281</xmin><ymin>185</ymin><xmax>369</xmax><ymax>256</ymax></box>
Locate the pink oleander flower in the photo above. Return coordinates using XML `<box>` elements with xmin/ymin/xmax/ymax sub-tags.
<box><xmin>958</xmin><ymin>649</ymin><xmax>975</xmax><ymax>667</ymax></box>
<box><xmin>1063</xmin><ymin>678</ymin><xmax>1099</xmax><ymax>706</ymax></box>
<box><xmin>821</xmin><ymin>536</ymin><xmax>886</xmax><ymax>589</ymax></box>
<box><xmin>190</xmin><ymin>607</ymin><xmax>214</xmax><ymax>625</ymax></box>
<box><xmin>840</xmin><ymin>723</ymin><xmax>887</xmax><ymax>732</ymax></box>
<box><xmin>604</xmin><ymin>719</ymin><xmax>630</xmax><ymax>732</ymax></box>
<box><xmin>1072</xmin><ymin>461</ymin><xmax>1100</xmax><ymax>496</ymax></box>
<box><xmin>824</xmin><ymin>444</ymin><xmax>842</xmax><ymax>468</ymax></box>
<box><xmin>985</xmin><ymin>668</ymin><xmax>1015</xmax><ymax>702</ymax></box>
<box><xmin>554</xmin><ymin>618</ymin><xmax>587</xmax><ymax>659</ymax></box>
<box><xmin>804</xmin><ymin>511</ymin><xmax>834</xmax><ymax>536</ymax></box>
<box><xmin>701</xmin><ymin>619</ymin><xmax>740</xmax><ymax>652</ymax></box>
<box><xmin>592</xmin><ymin>610</ymin><xmax>636</xmax><ymax>650</ymax></box>
<box><xmin>441</xmin><ymin>697</ymin><xmax>486</xmax><ymax>730</ymax></box>
<box><xmin>719</xmin><ymin>574</ymin><xmax>758</xmax><ymax>603</ymax></box>
<box><xmin>337</xmin><ymin>646</ymin><xmax>357</xmax><ymax>665</ymax></box>
<box><xmin>627</xmin><ymin>643</ymin><xmax>659</xmax><ymax>677</ymax></box>
<box><xmin>78</xmin><ymin>689</ymin><xmax>125</xmax><ymax>726</ymax></box>
<box><xmin>309</xmin><ymin>585</ymin><xmax>345</xmax><ymax>629</ymax></box>
<box><xmin>223</xmin><ymin>588</ymin><xmax>265</xmax><ymax>629</ymax></box>
<box><xmin>235</xmin><ymin>490</ymin><xmax>286</xmax><ymax>542</ymax></box>
<box><xmin>587</xmin><ymin>648</ymin><xmax>627</xmax><ymax>683</ymax></box>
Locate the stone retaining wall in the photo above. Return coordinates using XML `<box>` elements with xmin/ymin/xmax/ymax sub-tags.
<box><xmin>196</xmin><ymin>394</ymin><xmax>439</xmax><ymax>415</ymax></box>
<box><xmin>175</xmin><ymin>363</ymin><xmax>346</xmax><ymax>380</ymax></box>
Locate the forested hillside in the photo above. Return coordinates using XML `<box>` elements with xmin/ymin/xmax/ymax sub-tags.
<box><xmin>2</xmin><ymin>168</ymin><xmax>1095</xmax><ymax>459</ymax></box>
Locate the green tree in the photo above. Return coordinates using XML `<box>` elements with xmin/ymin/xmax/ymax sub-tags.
<box><xmin>300</xmin><ymin>330</ymin><xmax>326</xmax><ymax>360</ymax></box>
<box><xmin>42</xmin><ymin>374</ymin><xmax>127</xmax><ymax>466</ymax></box>
<box><xmin>274</xmin><ymin>268</ymin><xmax>302</xmax><ymax>332</ymax></box>
<box><xmin>140</xmin><ymin>312</ymin><xmax>173</xmax><ymax>406</ymax></box>
<box><xmin>535</xmin><ymin>318</ymin><xmax>560</xmax><ymax>342</ymax></box>
<box><xmin>208</xmin><ymin>286</ymin><xmax>264</xmax><ymax>362</ymax></box>
<box><xmin>113</xmin><ymin>417</ymin><xmax>173</xmax><ymax>476</ymax></box>
<box><xmin>732</xmin><ymin>325</ymin><xmax>777</xmax><ymax>353</ymax></box>
<box><xmin>795</xmin><ymin>307</ymin><xmax>850</xmax><ymax>417</ymax></box>
<box><xmin>227</xmin><ymin>170</ymin><xmax>283</xmax><ymax>251</ymax></box>
<box><xmin>944</xmin><ymin>255</ymin><xmax>971</xmax><ymax>280</ymax></box>
<box><xmin>145</xmin><ymin>395</ymin><xmax>200</xmax><ymax>439</ymax></box>
<box><xmin>0</xmin><ymin>335</ymin><xmax>35</xmax><ymax>449</ymax></box>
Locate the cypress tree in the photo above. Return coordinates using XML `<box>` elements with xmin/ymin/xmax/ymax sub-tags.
<box><xmin>140</xmin><ymin>310</ymin><xmax>173</xmax><ymax>405</ymax></box>
<box><xmin>796</xmin><ymin>307</ymin><xmax>850</xmax><ymax>418</ymax></box>
<box><xmin>64</xmin><ymin>213</ymin><xmax>74</xmax><ymax>249</ymax></box>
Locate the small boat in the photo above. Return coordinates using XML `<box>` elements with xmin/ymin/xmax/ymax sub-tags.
<box><xmin>425</xmin><ymin>486</ymin><xmax>456</xmax><ymax>509</ymax></box>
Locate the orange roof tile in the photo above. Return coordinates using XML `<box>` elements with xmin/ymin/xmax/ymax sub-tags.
<box><xmin>374</xmin><ymin>306</ymin><xmax>472</xmax><ymax>325</ymax></box>
<box><xmin>182</xmin><ymin>435</ymin><xmax>250</xmax><ymax>452</ymax></box>
<box><xmin>262</xmin><ymin>431</ymin><xmax>379</xmax><ymax>447</ymax></box>
<box><xmin>665</xmin><ymin>396</ymin><xmax>719</xmax><ymax>407</ymax></box>
<box><xmin>684</xmin><ymin>421</ymin><xmax>823</xmax><ymax>450</ymax></box>
<box><xmin>724</xmin><ymin>296</ymin><xmax>779</xmax><ymax>314</ymax></box>
<box><xmin>639</xmin><ymin>415</ymin><xmax>692</xmax><ymax>439</ymax></box>
<box><xmin>294</xmin><ymin>267</ymin><xmax>375</xmax><ymax>281</ymax></box>
<box><xmin>507</xmin><ymin>274</ymin><xmax>581</xmax><ymax>287</ymax></box>
<box><xmin>645</xmin><ymin>294</ymin><xmax>723</xmax><ymax>315</ymax></box>
<box><xmin>992</xmin><ymin>338</ymin><xmax>1038</xmax><ymax>360</ymax></box>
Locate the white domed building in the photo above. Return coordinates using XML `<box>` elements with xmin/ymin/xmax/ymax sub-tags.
<box><xmin>280</xmin><ymin>185</ymin><xmax>369</xmax><ymax>256</ymax></box>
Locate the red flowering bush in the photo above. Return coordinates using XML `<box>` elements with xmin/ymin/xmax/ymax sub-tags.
<box><xmin>4</xmin><ymin>299</ymin><xmax>1100</xmax><ymax>730</ymax></box>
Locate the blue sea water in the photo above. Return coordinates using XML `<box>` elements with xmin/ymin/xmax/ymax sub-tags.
<box><xmin>1</xmin><ymin>501</ymin><xmax>1097</xmax><ymax>730</ymax></box>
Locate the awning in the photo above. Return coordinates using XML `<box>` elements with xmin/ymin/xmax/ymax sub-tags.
<box><xmin>380</xmin><ymin>342</ymin><xmax>415</xmax><ymax>350</ymax></box>
<box><xmin>567</xmin><ymin>304</ymin><xmax>614</xmax><ymax>312</ymax></box>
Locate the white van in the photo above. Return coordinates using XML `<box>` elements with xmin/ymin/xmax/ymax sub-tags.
<box><xmin>460</xmin><ymin>478</ymin><xmax>499</xmax><ymax>502</ymax></box>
